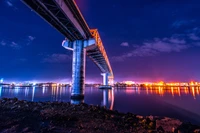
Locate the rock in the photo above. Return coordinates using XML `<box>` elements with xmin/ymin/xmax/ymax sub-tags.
<box><xmin>33</xmin><ymin>107</ymin><xmax>38</xmax><ymax>112</ymax></box>
<box><xmin>146</xmin><ymin>118</ymin><xmax>151</xmax><ymax>124</ymax></box>
<box><xmin>157</xmin><ymin>126</ymin><xmax>165</xmax><ymax>132</ymax></box>
<box><xmin>125</xmin><ymin>124</ymin><xmax>129</xmax><ymax>128</ymax></box>
<box><xmin>194</xmin><ymin>129</ymin><xmax>200</xmax><ymax>133</ymax></box>
<box><xmin>1</xmin><ymin>100</ymin><xmax>6</xmax><ymax>103</ymax></box>
<box><xmin>78</xmin><ymin>124</ymin><xmax>84</xmax><ymax>129</ymax></box>
<box><xmin>2</xmin><ymin>98</ymin><xmax>8</xmax><ymax>101</ymax></box>
<box><xmin>94</xmin><ymin>126</ymin><xmax>98</xmax><ymax>130</ymax></box>
<box><xmin>25</xmin><ymin>104</ymin><xmax>29</xmax><ymax>108</ymax></box>
<box><xmin>81</xmin><ymin>106</ymin><xmax>84</xmax><ymax>111</ymax></box>
<box><xmin>0</xmin><ymin>98</ymin><xmax>199</xmax><ymax>133</ymax></box>
<box><xmin>13</xmin><ymin>97</ymin><xmax>18</xmax><ymax>101</ymax></box>
<box><xmin>126</xmin><ymin>117</ymin><xmax>133</xmax><ymax>122</ymax></box>
<box><xmin>156</xmin><ymin>117</ymin><xmax>182</xmax><ymax>132</ymax></box>
<box><xmin>149</xmin><ymin>122</ymin><xmax>156</xmax><ymax>129</ymax></box>
<box><xmin>11</xmin><ymin>105</ymin><xmax>18</xmax><ymax>110</ymax></box>
<box><xmin>9</xmin><ymin>99</ymin><xmax>14</xmax><ymax>103</ymax></box>
<box><xmin>81</xmin><ymin>103</ymin><xmax>88</xmax><ymax>107</ymax></box>
<box><xmin>178</xmin><ymin>129</ymin><xmax>185</xmax><ymax>133</ymax></box>
<box><xmin>22</xmin><ymin>127</ymin><xmax>30</xmax><ymax>132</ymax></box>
<box><xmin>149</xmin><ymin>115</ymin><xmax>154</xmax><ymax>121</ymax></box>
<box><xmin>13</xmin><ymin>101</ymin><xmax>18</xmax><ymax>105</ymax></box>
<box><xmin>114</xmin><ymin>110</ymin><xmax>118</xmax><ymax>114</ymax></box>
<box><xmin>141</xmin><ymin>119</ymin><xmax>147</xmax><ymax>124</ymax></box>
<box><xmin>149</xmin><ymin>130</ymin><xmax>157</xmax><ymax>133</ymax></box>
<box><xmin>172</xmin><ymin>127</ymin><xmax>176</xmax><ymax>132</ymax></box>
<box><xmin>137</xmin><ymin>115</ymin><xmax>143</xmax><ymax>119</ymax></box>
<box><xmin>38</xmin><ymin>102</ymin><xmax>43</xmax><ymax>106</ymax></box>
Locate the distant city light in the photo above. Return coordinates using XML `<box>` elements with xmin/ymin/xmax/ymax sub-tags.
<box><xmin>0</xmin><ymin>78</ymin><xmax>3</xmax><ymax>83</ymax></box>
<box><xmin>124</xmin><ymin>81</ymin><xmax>135</xmax><ymax>85</ymax></box>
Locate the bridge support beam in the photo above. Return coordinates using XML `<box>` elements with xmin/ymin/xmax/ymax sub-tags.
<box><xmin>62</xmin><ymin>39</ymin><xmax>95</xmax><ymax>99</ymax></box>
<box><xmin>71</xmin><ymin>40</ymin><xmax>86</xmax><ymax>99</ymax></box>
<box><xmin>101</xmin><ymin>73</ymin><xmax>109</xmax><ymax>86</ymax></box>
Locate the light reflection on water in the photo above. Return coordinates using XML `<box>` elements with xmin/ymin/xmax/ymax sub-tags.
<box><xmin>123</xmin><ymin>86</ymin><xmax>200</xmax><ymax>100</ymax></box>
<box><xmin>0</xmin><ymin>86</ymin><xmax>200</xmax><ymax>123</ymax></box>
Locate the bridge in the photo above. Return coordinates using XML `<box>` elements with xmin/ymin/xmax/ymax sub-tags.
<box><xmin>21</xmin><ymin>0</ymin><xmax>114</xmax><ymax>99</ymax></box>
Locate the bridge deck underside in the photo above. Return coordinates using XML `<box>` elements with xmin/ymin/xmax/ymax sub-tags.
<box><xmin>87</xmin><ymin>48</ymin><xmax>110</xmax><ymax>74</ymax></box>
<box><xmin>22</xmin><ymin>0</ymin><xmax>91</xmax><ymax>41</ymax></box>
<box><xmin>22</xmin><ymin>0</ymin><xmax>113</xmax><ymax>77</ymax></box>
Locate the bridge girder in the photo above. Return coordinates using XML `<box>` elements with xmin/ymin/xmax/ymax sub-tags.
<box><xmin>21</xmin><ymin>0</ymin><xmax>114</xmax><ymax>84</ymax></box>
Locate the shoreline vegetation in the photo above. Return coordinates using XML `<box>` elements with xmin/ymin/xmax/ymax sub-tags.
<box><xmin>0</xmin><ymin>98</ymin><xmax>200</xmax><ymax>133</ymax></box>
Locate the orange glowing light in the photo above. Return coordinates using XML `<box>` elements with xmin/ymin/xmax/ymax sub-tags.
<box><xmin>124</xmin><ymin>81</ymin><xmax>135</xmax><ymax>85</ymax></box>
<box><xmin>190</xmin><ymin>81</ymin><xmax>194</xmax><ymax>86</ymax></box>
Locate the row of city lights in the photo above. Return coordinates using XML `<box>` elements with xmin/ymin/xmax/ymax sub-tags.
<box><xmin>123</xmin><ymin>81</ymin><xmax>200</xmax><ymax>86</ymax></box>
<box><xmin>124</xmin><ymin>86</ymin><xmax>200</xmax><ymax>99</ymax></box>
<box><xmin>1</xmin><ymin>79</ymin><xmax>200</xmax><ymax>87</ymax></box>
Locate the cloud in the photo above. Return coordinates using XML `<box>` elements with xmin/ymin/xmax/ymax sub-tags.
<box><xmin>12</xmin><ymin>58</ymin><xmax>27</xmax><ymax>63</ymax></box>
<box><xmin>143</xmin><ymin>38</ymin><xmax>188</xmax><ymax>53</ymax></box>
<box><xmin>18</xmin><ymin>58</ymin><xmax>27</xmax><ymax>62</ymax></box>
<box><xmin>132</xmin><ymin>44</ymin><xmax>140</xmax><ymax>48</ymax></box>
<box><xmin>6</xmin><ymin>0</ymin><xmax>13</xmax><ymax>7</ymax></box>
<box><xmin>192</xmin><ymin>27</ymin><xmax>200</xmax><ymax>33</ymax></box>
<box><xmin>112</xmin><ymin>26</ymin><xmax>200</xmax><ymax>62</ymax></box>
<box><xmin>168</xmin><ymin>38</ymin><xmax>186</xmax><ymax>44</ymax></box>
<box><xmin>10</xmin><ymin>42</ymin><xmax>21</xmax><ymax>49</ymax></box>
<box><xmin>43</xmin><ymin>54</ymin><xmax>71</xmax><ymax>63</ymax></box>
<box><xmin>5</xmin><ymin>0</ymin><xmax>18</xmax><ymax>10</ymax></box>
<box><xmin>0</xmin><ymin>35</ymin><xmax>35</xmax><ymax>49</ymax></box>
<box><xmin>112</xmin><ymin>36</ymin><xmax>189</xmax><ymax>62</ymax></box>
<box><xmin>172</xmin><ymin>20</ymin><xmax>195</xmax><ymax>28</ymax></box>
<box><xmin>0</xmin><ymin>41</ymin><xmax>6</xmax><ymax>46</ymax></box>
<box><xmin>188</xmin><ymin>33</ymin><xmax>200</xmax><ymax>41</ymax></box>
<box><xmin>193</xmin><ymin>42</ymin><xmax>200</xmax><ymax>46</ymax></box>
<box><xmin>120</xmin><ymin>42</ymin><xmax>129</xmax><ymax>47</ymax></box>
<box><xmin>27</xmin><ymin>35</ymin><xmax>36</xmax><ymax>45</ymax></box>
<box><xmin>28</xmin><ymin>36</ymin><xmax>35</xmax><ymax>41</ymax></box>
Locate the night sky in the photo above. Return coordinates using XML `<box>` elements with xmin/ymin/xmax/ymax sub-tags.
<box><xmin>0</xmin><ymin>0</ymin><xmax>200</xmax><ymax>83</ymax></box>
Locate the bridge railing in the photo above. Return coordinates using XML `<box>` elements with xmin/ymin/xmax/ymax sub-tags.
<box><xmin>90</xmin><ymin>29</ymin><xmax>113</xmax><ymax>75</ymax></box>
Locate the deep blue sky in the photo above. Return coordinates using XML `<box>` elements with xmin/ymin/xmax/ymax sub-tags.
<box><xmin>0</xmin><ymin>0</ymin><xmax>200</xmax><ymax>83</ymax></box>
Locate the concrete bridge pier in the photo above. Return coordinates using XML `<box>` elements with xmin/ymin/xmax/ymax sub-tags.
<box><xmin>62</xmin><ymin>39</ymin><xmax>95</xmax><ymax>99</ymax></box>
<box><xmin>71</xmin><ymin>99</ymin><xmax>84</xmax><ymax>104</ymax></box>
<box><xmin>101</xmin><ymin>73</ymin><xmax>109</xmax><ymax>86</ymax></box>
<box><xmin>71</xmin><ymin>40</ymin><xmax>86</xmax><ymax>99</ymax></box>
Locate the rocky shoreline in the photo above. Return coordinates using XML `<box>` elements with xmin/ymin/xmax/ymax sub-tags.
<box><xmin>0</xmin><ymin>98</ymin><xmax>199</xmax><ymax>133</ymax></box>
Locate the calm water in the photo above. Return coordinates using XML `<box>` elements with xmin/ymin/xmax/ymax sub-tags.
<box><xmin>0</xmin><ymin>86</ymin><xmax>200</xmax><ymax>124</ymax></box>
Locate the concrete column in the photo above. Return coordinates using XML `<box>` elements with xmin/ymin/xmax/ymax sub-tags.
<box><xmin>71</xmin><ymin>40</ymin><xmax>86</xmax><ymax>99</ymax></box>
<box><xmin>71</xmin><ymin>99</ymin><xmax>84</xmax><ymax>104</ymax></box>
<box><xmin>101</xmin><ymin>73</ymin><xmax>108</xmax><ymax>85</ymax></box>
